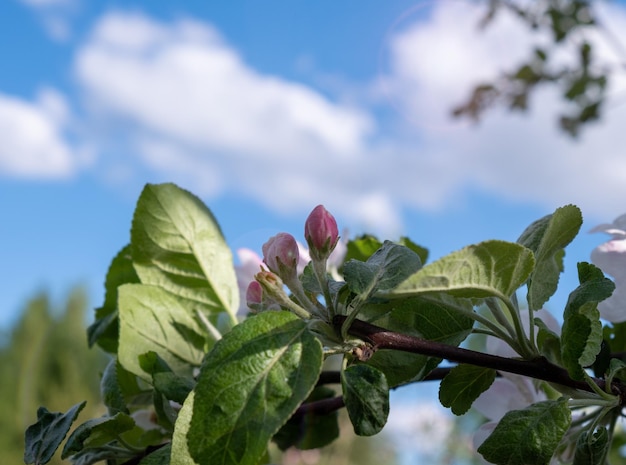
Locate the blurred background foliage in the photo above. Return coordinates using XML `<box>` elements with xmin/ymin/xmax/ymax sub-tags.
<box><xmin>0</xmin><ymin>289</ymin><xmax>108</xmax><ymax>465</ymax></box>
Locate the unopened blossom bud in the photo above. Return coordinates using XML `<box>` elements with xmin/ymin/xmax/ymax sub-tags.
<box><xmin>305</xmin><ymin>205</ymin><xmax>339</xmax><ymax>261</ymax></box>
<box><xmin>262</xmin><ymin>233</ymin><xmax>299</xmax><ymax>282</ymax></box>
<box><xmin>254</xmin><ymin>270</ymin><xmax>312</xmax><ymax>319</ymax></box>
<box><xmin>245</xmin><ymin>280</ymin><xmax>263</xmax><ymax>312</ymax></box>
<box><xmin>254</xmin><ymin>270</ymin><xmax>286</xmax><ymax>301</ymax></box>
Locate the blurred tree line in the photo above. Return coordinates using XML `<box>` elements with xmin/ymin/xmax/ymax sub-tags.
<box><xmin>1</xmin><ymin>289</ymin><xmax>108</xmax><ymax>465</ymax></box>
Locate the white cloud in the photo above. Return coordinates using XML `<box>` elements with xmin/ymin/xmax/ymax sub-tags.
<box><xmin>70</xmin><ymin>4</ymin><xmax>626</xmax><ymax>236</ymax></box>
<box><xmin>377</xmin><ymin>0</ymin><xmax>626</xmax><ymax>222</ymax></box>
<box><xmin>0</xmin><ymin>89</ymin><xmax>80</xmax><ymax>178</ymax></box>
<box><xmin>73</xmin><ymin>11</ymin><xmax>407</xmax><ymax>234</ymax></box>
<box><xmin>17</xmin><ymin>0</ymin><xmax>77</xmax><ymax>41</ymax></box>
<box><xmin>76</xmin><ymin>12</ymin><xmax>373</xmax><ymax>158</ymax></box>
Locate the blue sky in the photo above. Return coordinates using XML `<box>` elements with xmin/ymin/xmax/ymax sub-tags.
<box><xmin>2</xmin><ymin>0</ymin><xmax>626</xmax><ymax>335</ymax></box>
<box><xmin>5</xmin><ymin>1</ymin><xmax>626</xmax><ymax>461</ymax></box>
<box><xmin>4</xmin><ymin>0</ymin><xmax>626</xmax><ymax>333</ymax></box>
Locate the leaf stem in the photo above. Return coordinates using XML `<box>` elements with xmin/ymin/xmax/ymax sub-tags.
<box><xmin>196</xmin><ymin>310</ymin><xmax>222</xmax><ymax>341</ymax></box>
<box><xmin>312</xmin><ymin>258</ymin><xmax>336</xmax><ymax>321</ymax></box>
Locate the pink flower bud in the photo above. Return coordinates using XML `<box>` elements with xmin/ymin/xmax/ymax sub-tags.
<box><xmin>304</xmin><ymin>205</ymin><xmax>339</xmax><ymax>261</ymax></box>
<box><xmin>246</xmin><ymin>280</ymin><xmax>263</xmax><ymax>311</ymax></box>
<box><xmin>262</xmin><ymin>233</ymin><xmax>300</xmax><ymax>282</ymax></box>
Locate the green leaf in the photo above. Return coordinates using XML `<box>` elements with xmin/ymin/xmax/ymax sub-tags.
<box><xmin>187</xmin><ymin>311</ymin><xmax>323</xmax><ymax>465</ymax></box>
<box><xmin>605</xmin><ymin>358</ymin><xmax>626</xmax><ymax>387</ymax></box>
<box><xmin>561</xmin><ymin>262</ymin><xmax>614</xmax><ymax>379</ymax></box>
<box><xmin>170</xmin><ymin>391</ymin><xmax>198</xmax><ymax>465</ymax></box>
<box><xmin>88</xmin><ymin>244</ymin><xmax>139</xmax><ymax>352</ymax></box>
<box><xmin>66</xmin><ymin>448</ymin><xmax>124</xmax><ymax>465</ymax></box>
<box><xmin>139</xmin><ymin>444</ymin><xmax>172</xmax><ymax>465</ymax></box>
<box><xmin>387</xmin><ymin>240</ymin><xmax>535</xmax><ymax>301</ymax></box>
<box><xmin>61</xmin><ymin>412</ymin><xmax>135</xmax><ymax>458</ymax></box>
<box><xmin>439</xmin><ymin>365</ymin><xmax>496</xmax><ymax>415</ymax></box>
<box><xmin>343</xmin><ymin>241</ymin><xmax>422</xmax><ymax>296</ymax></box>
<box><xmin>477</xmin><ymin>398</ymin><xmax>571</xmax><ymax>465</ymax></box>
<box><xmin>342</xmin><ymin>364</ymin><xmax>389</xmax><ymax>436</ymax></box>
<box><xmin>517</xmin><ymin>205</ymin><xmax>582</xmax><ymax>310</ymax></box>
<box><xmin>131</xmin><ymin>183</ymin><xmax>239</xmax><ymax>322</ymax></box>
<box><xmin>397</xmin><ymin>236</ymin><xmax>429</xmax><ymax>264</ymax></box>
<box><xmin>364</xmin><ymin>294</ymin><xmax>474</xmax><ymax>386</ymax></box>
<box><xmin>139</xmin><ymin>351</ymin><xmax>195</xmax><ymax>404</ymax></box>
<box><xmin>100</xmin><ymin>358</ymin><xmax>131</xmax><ymax>415</ymax></box>
<box><xmin>573</xmin><ymin>427</ymin><xmax>608</xmax><ymax>465</ymax></box>
<box><xmin>24</xmin><ymin>401</ymin><xmax>86</xmax><ymax>465</ymax></box>
<box><xmin>273</xmin><ymin>386</ymin><xmax>339</xmax><ymax>450</ymax></box>
<box><xmin>118</xmin><ymin>284</ymin><xmax>207</xmax><ymax>381</ymax></box>
<box><xmin>535</xmin><ymin>318</ymin><xmax>562</xmax><ymax>365</ymax></box>
<box><xmin>344</xmin><ymin>235</ymin><xmax>383</xmax><ymax>263</ymax></box>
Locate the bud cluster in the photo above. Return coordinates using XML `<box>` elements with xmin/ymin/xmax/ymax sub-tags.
<box><xmin>246</xmin><ymin>204</ymin><xmax>340</xmax><ymax>320</ymax></box>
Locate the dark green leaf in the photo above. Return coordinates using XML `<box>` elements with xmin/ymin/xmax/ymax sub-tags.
<box><xmin>88</xmin><ymin>244</ymin><xmax>138</xmax><ymax>352</ymax></box>
<box><xmin>439</xmin><ymin>365</ymin><xmax>496</xmax><ymax>415</ymax></box>
<box><xmin>118</xmin><ymin>284</ymin><xmax>207</xmax><ymax>381</ymax></box>
<box><xmin>343</xmin><ymin>241</ymin><xmax>422</xmax><ymax>296</ymax></box>
<box><xmin>273</xmin><ymin>386</ymin><xmax>339</xmax><ymax>450</ymax></box>
<box><xmin>67</xmin><ymin>447</ymin><xmax>127</xmax><ymax>465</ymax></box>
<box><xmin>517</xmin><ymin>205</ymin><xmax>582</xmax><ymax>310</ymax></box>
<box><xmin>365</xmin><ymin>294</ymin><xmax>474</xmax><ymax>386</ymax></box>
<box><xmin>139</xmin><ymin>444</ymin><xmax>172</xmax><ymax>465</ymax></box>
<box><xmin>397</xmin><ymin>236</ymin><xmax>429</xmax><ymax>264</ymax></box>
<box><xmin>62</xmin><ymin>412</ymin><xmax>135</xmax><ymax>458</ymax></box>
<box><xmin>387</xmin><ymin>240</ymin><xmax>535</xmax><ymax>301</ymax></box>
<box><xmin>139</xmin><ymin>351</ymin><xmax>195</xmax><ymax>404</ymax></box>
<box><xmin>342</xmin><ymin>364</ymin><xmax>389</xmax><ymax>436</ymax></box>
<box><xmin>561</xmin><ymin>262</ymin><xmax>614</xmax><ymax>379</ymax></box>
<box><xmin>131</xmin><ymin>183</ymin><xmax>239</xmax><ymax>322</ymax></box>
<box><xmin>592</xmin><ymin>340</ymin><xmax>611</xmax><ymax>378</ymax></box>
<box><xmin>573</xmin><ymin>427</ymin><xmax>608</xmax><ymax>465</ymax></box>
<box><xmin>24</xmin><ymin>401</ymin><xmax>86</xmax><ymax>465</ymax></box>
<box><xmin>535</xmin><ymin>318</ymin><xmax>562</xmax><ymax>365</ymax></box>
<box><xmin>100</xmin><ymin>357</ymin><xmax>130</xmax><ymax>415</ymax></box>
<box><xmin>187</xmin><ymin>311</ymin><xmax>323</xmax><ymax>465</ymax></box>
<box><xmin>344</xmin><ymin>235</ymin><xmax>383</xmax><ymax>263</ymax></box>
<box><xmin>605</xmin><ymin>358</ymin><xmax>626</xmax><ymax>387</ymax></box>
<box><xmin>477</xmin><ymin>398</ymin><xmax>571</xmax><ymax>465</ymax></box>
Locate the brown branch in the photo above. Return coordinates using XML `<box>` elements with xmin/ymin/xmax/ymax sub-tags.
<box><xmin>292</xmin><ymin>396</ymin><xmax>345</xmax><ymax>419</ymax></box>
<box><xmin>334</xmin><ymin>315</ymin><xmax>606</xmax><ymax>395</ymax></box>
